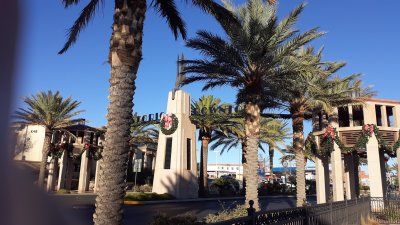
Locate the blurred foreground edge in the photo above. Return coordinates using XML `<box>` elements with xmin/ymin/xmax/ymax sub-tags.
<box><xmin>0</xmin><ymin>1</ymin><xmax>79</xmax><ymax>225</ymax></box>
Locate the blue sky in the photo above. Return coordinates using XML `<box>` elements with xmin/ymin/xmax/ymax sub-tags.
<box><xmin>14</xmin><ymin>0</ymin><xmax>400</xmax><ymax>166</ymax></box>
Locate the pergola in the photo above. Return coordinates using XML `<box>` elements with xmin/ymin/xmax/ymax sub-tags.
<box><xmin>312</xmin><ymin>98</ymin><xmax>400</xmax><ymax>203</ymax></box>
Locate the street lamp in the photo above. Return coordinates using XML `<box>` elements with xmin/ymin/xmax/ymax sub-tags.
<box><xmin>213</xmin><ymin>150</ymin><xmax>220</xmax><ymax>178</ymax></box>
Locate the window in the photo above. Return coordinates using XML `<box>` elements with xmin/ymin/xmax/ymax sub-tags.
<box><xmin>375</xmin><ymin>105</ymin><xmax>382</xmax><ymax>126</ymax></box>
<box><xmin>338</xmin><ymin>106</ymin><xmax>350</xmax><ymax>127</ymax></box>
<box><xmin>90</xmin><ymin>132</ymin><xmax>94</xmax><ymax>144</ymax></box>
<box><xmin>318</xmin><ymin>111</ymin><xmax>328</xmax><ymax>130</ymax></box>
<box><xmin>386</xmin><ymin>106</ymin><xmax>394</xmax><ymax>127</ymax></box>
<box><xmin>164</xmin><ymin>138</ymin><xmax>172</xmax><ymax>169</ymax></box>
<box><xmin>186</xmin><ymin>138</ymin><xmax>191</xmax><ymax>170</ymax></box>
<box><xmin>352</xmin><ymin>106</ymin><xmax>364</xmax><ymax>126</ymax></box>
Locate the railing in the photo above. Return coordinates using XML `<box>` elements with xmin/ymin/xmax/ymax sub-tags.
<box><xmin>371</xmin><ymin>197</ymin><xmax>400</xmax><ymax>224</ymax></box>
<box><xmin>207</xmin><ymin>198</ymin><xmax>371</xmax><ymax>225</ymax></box>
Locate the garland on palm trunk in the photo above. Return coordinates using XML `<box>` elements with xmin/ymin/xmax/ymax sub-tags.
<box><xmin>305</xmin><ymin>124</ymin><xmax>400</xmax><ymax>157</ymax></box>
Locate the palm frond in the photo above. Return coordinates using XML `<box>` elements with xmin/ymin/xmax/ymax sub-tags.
<box><xmin>59</xmin><ymin>0</ymin><xmax>102</xmax><ymax>54</ymax></box>
<box><xmin>62</xmin><ymin>0</ymin><xmax>81</xmax><ymax>7</ymax></box>
<box><xmin>152</xmin><ymin>0</ymin><xmax>187</xmax><ymax>39</ymax></box>
<box><xmin>14</xmin><ymin>91</ymin><xmax>83</xmax><ymax>129</ymax></box>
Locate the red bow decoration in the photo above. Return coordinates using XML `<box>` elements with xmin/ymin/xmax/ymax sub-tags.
<box><xmin>322</xmin><ymin>126</ymin><xmax>335</xmax><ymax>139</ymax></box>
<box><xmin>363</xmin><ymin>124</ymin><xmax>375</xmax><ymax>137</ymax></box>
<box><xmin>162</xmin><ymin>114</ymin><xmax>173</xmax><ymax>129</ymax></box>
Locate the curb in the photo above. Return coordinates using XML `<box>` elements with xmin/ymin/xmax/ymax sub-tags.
<box><xmin>122</xmin><ymin>195</ymin><xmax>307</xmax><ymax>205</ymax></box>
<box><xmin>124</xmin><ymin>200</ymin><xmax>145</xmax><ymax>205</ymax></box>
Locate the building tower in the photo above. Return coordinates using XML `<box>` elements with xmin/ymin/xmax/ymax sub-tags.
<box><xmin>152</xmin><ymin>90</ymin><xmax>198</xmax><ymax>198</ymax></box>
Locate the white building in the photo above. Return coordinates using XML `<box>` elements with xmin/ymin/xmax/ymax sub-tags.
<box><xmin>207</xmin><ymin>163</ymin><xmax>243</xmax><ymax>180</ymax></box>
<box><xmin>11</xmin><ymin>122</ymin><xmax>104</xmax><ymax>192</ymax></box>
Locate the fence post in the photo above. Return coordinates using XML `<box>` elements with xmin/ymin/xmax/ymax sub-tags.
<box><xmin>247</xmin><ymin>200</ymin><xmax>255</xmax><ymax>225</ymax></box>
<box><xmin>345</xmin><ymin>198</ymin><xmax>348</xmax><ymax>225</ymax></box>
<box><xmin>330</xmin><ymin>201</ymin><xmax>333</xmax><ymax>225</ymax></box>
<box><xmin>304</xmin><ymin>206</ymin><xmax>309</xmax><ymax>225</ymax></box>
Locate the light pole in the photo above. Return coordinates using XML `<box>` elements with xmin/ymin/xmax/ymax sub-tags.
<box><xmin>214</xmin><ymin>150</ymin><xmax>220</xmax><ymax>178</ymax></box>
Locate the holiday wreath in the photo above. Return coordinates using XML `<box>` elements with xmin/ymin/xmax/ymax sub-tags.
<box><xmin>160</xmin><ymin>113</ymin><xmax>179</xmax><ymax>135</ymax></box>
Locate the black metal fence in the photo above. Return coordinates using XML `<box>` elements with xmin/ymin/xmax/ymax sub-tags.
<box><xmin>208</xmin><ymin>198</ymin><xmax>371</xmax><ymax>225</ymax></box>
<box><xmin>371</xmin><ymin>197</ymin><xmax>400</xmax><ymax>224</ymax></box>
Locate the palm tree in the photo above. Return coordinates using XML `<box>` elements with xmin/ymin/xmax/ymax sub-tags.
<box><xmin>211</xmin><ymin>118</ymin><xmax>289</xmax><ymax>165</ymax></box>
<box><xmin>280</xmin><ymin>144</ymin><xmax>313</xmax><ymax>165</ymax></box>
<box><xmin>276</xmin><ymin>46</ymin><xmax>375</xmax><ymax>206</ymax></box>
<box><xmin>265</xmin><ymin>120</ymin><xmax>290</xmax><ymax>179</ymax></box>
<box><xmin>128</xmin><ymin>120</ymin><xmax>159</xmax><ymax>184</ymax></box>
<box><xmin>14</xmin><ymin>91</ymin><xmax>83</xmax><ymax>189</ymax></box>
<box><xmin>190</xmin><ymin>95</ymin><xmax>237</xmax><ymax>196</ymax></box>
<box><xmin>58</xmin><ymin>1</ymin><xmax>235</xmax><ymax>224</ymax></box>
<box><xmin>211</xmin><ymin>117</ymin><xmax>289</xmax><ymax>185</ymax></box>
<box><xmin>130</xmin><ymin>120</ymin><xmax>159</xmax><ymax>147</ymax></box>
<box><xmin>182</xmin><ymin>0</ymin><xmax>323</xmax><ymax>210</ymax></box>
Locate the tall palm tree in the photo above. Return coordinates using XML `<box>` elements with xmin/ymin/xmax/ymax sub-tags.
<box><xmin>190</xmin><ymin>95</ymin><xmax>237</xmax><ymax>196</ymax></box>
<box><xmin>277</xmin><ymin>46</ymin><xmax>375</xmax><ymax>206</ymax></box>
<box><xmin>14</xmin><ymin>91</ymin><xmax>83</xmax><ymax>189</ymax></box>
<box><xmin>182</xmin><ymin>0</ymin><xmax>323</xmax><ymax>210</ymax></box>
<box><xmin>58</xmin><ymin>1</ymin><xmax>235</xmax><ymax>224</ymax></box>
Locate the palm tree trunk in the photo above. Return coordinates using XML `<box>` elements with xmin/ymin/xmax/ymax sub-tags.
<box><xmin>291</xmin><ymin>108</ymin><xmax>306</xmax><ymax>207</ymax></box>
<box><xmin>241</xmin><ymin>142</ymin><xmax>247</xmax><ymax>192</ymax></box>
<box><xmin>93</xmin><ymin>1</ymin><xmax>145</xmax><ymax>224</ymax></box>
<box><xmin>38</xmin><ymin>130</ymin><xmax>52</xmax><ymax>189</ymax></box>
<box><xmin>244</xmin><ymin>102</ymin><xmax>261</xmax><ymax>211</ymax></box>
<box><xmin>269</xmin><ymin>145</ymin><xmax>274</xmax><ymax>180</ymax></box>
<box><xmin>199</xmin><ymin>137</ymin><xmax>209</xmax><ymax>196</ymax></box>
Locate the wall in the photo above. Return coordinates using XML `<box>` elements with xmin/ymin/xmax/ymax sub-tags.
<box><xmin>14</xmin><ymin>125</ymin><xmax>45</xmax><ymax>162</ymax></box>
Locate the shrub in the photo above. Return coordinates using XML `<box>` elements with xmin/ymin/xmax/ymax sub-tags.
<box><xmin>139</xmin><ymin>184</ymin><xmax>152</xmax><ymax>192</ymax></box>
<box><xmin>360</xmin><ymin>186</ymin><xmax>370</xmax><ymax>190</ymax></box>
<box><xmin>383</xmin><ymin>206</ymin><xmax>400</xmax><ymax>221</ymax></box>
<box><xmin>210</xmin><ymin>177</ymin><xmax>239</xmax><ymax>196</ymax></box>
<box><xmin>204</xmin><ymin>204</ymin><xmax>247</xmax><ymax>223</ymax></box>
<box><xmin>149</xmin><ymin>213</ymin><xmax>201</xmax><ymax>225</ymax></box>
<box><xmin>56</xmin><ymin>189</ymin><xmax>70</xmax><ymax>194</ymax></box>
<box><xmin>132</xmin><ymin>184</ymin><xmax>153</xmax><ymax>192</ymax></box>
<box><xmin>124</xmin><ymin>192</ymin><xmax>175</xmax><ymax>201</ymax></box>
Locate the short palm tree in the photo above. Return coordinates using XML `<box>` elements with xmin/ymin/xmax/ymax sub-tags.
<box><xmin>14</xmin><ymin>91</ymin><xmax>83</xmax><ymax>189</ymax></box>
<box><xmin>182</xmin><ymin>0</ymin><xmax>323</xmax><ymax>210</ymax></box>
<box><xmin>265</xmin><ymin>120</ymin><xmax>290</xmax><ymax>178</ymax></box>
<box><xmin>190</xmin><ymin>95</ymin><xmax>237</xmax><ymax>196</ymax></box>
<box><xmin>277</xmin><ymin>46</ymin><xmax>375</xmax><ymax>206</ymax></box>
<box><xmin>280</xmin><ymin>144</ymin><xmax>313</xmax><ymax>166</ymax></box>
<box><xmin>212</xmin><ymin>117</ymin><xmax>289</xmax><ymax>185</ymax></box>
<box><xmin>58</xmin><ymin>1</ymin><xmax>235</xmax><ymax>224</ymax></box>
<box><xmin>130</xmin><ymin>120</ymin><xmax>159</xmax><ymax>147</ymax></box>
<box><xmin>128</xmin><ymin>120</ymin><xmax>159</xmax><ymax>182</ymax></box>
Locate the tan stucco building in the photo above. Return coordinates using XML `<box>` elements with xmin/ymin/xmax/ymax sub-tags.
<box><xmin>12</xmin><ymin>122</ymin><xmax>105</xmax><ymax>192</ymax></box>
<box><xmin>313</xmin><ymin>98</ymin><xmax>400</xmax><ymax>203</ymax></box>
